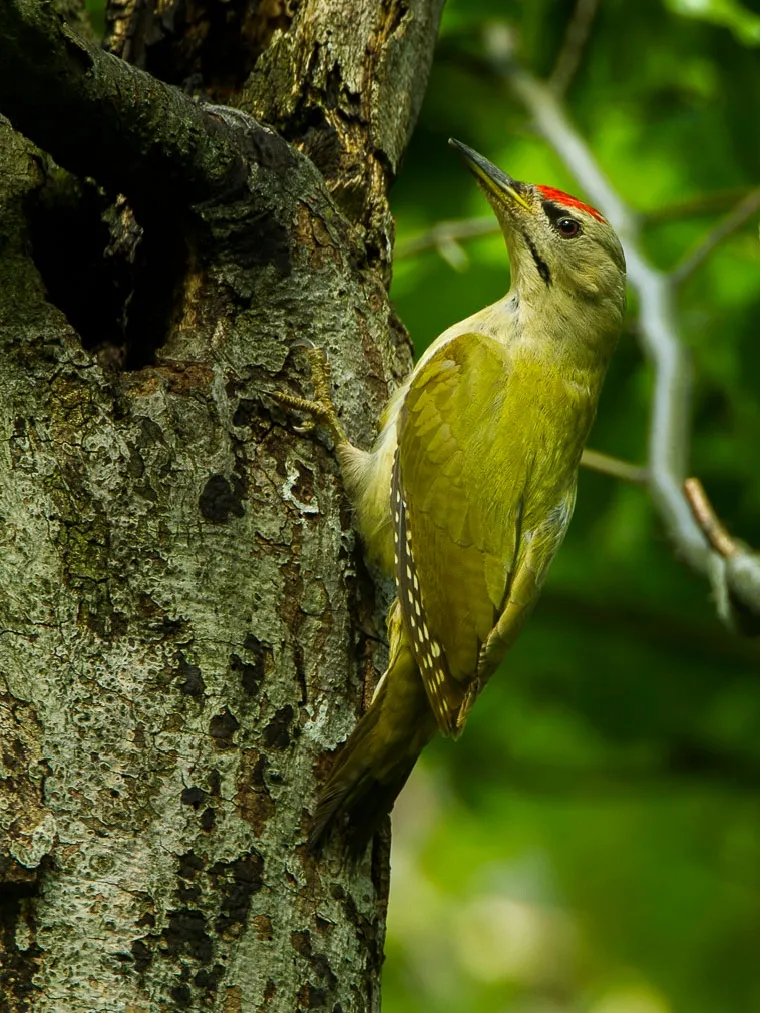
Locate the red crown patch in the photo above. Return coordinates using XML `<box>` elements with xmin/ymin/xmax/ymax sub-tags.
<box><xmin>536</xmin><ymin>186</ymin><xmax>605</xmax><ymax>222</ymax></box>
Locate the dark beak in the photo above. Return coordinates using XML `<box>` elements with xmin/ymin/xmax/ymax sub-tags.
<box><xmin>448</xmin><ymin>138</ymin><xmax>531</xmax><ymax>212</ymax></box>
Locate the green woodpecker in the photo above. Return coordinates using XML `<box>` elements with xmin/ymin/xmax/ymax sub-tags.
<box><xmin>277</xmin><ymin>140</ymin><xmax>626</xmax><ymax>853</ymax></box>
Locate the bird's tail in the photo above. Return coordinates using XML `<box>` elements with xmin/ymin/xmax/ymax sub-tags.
<box><xmin>308</xmin><ymin>639</ymin><xmax>437</xmax><ymax>856</ymax></box>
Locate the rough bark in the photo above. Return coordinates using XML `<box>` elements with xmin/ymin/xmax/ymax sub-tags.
<box><xmin>0</xmin><ymin>0</ymin><xmax>443</xmax><ymax>1009</ymax></box>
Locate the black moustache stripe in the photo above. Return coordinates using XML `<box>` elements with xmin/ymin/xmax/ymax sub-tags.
<box><xmin>522</xmin><ymin>231</ymin><xmax>552</xmax><ymax>286</ymax></box>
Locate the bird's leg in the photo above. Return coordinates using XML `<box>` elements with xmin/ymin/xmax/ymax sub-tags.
<box><xmin>273</xmin><ymin>343</ymin><xmax>348</xmax><ymax>447</ymax></box>
<box><xmin>276</xmin><ymin>344</ymin><xmax>386</xmax><ymax>717</ymax></box>
<box><xmin>274</xmin><ymin>341</ymin><xmax>374</xmax><ymax>518</ymax></box>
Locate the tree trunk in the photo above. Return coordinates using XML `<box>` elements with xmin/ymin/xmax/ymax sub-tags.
<box><xmin>0</xmin><ymin>1</ymin><xmax>443</xmax><ymax>1009</ymax></box>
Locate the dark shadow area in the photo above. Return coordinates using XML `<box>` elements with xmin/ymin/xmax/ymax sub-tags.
<box><xmin>26</xmin><ymin>169</ymin><xmax>188</xmax><ymax>370</ymax></box>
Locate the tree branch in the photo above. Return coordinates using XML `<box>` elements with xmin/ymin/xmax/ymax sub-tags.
<box><xmin>641</xmin><ymin>186</ymin><xmax>759</xmax><ymax>224</ymax></box>
<box><xmin>396</xmin><ymin>186</ymin><xmax>760</xmax><ymax>262</ymax></box>
<box><xmin>0</xmin><ymin>0</ymin><xmax>250</xmax><ymax>210</ymax></box>
<box><xmin>673</xmin><ymin>186</ymin><xmax>760</xmax><ymax>285</ymax></box>
<box><xmin>683</xmin><ymin>478</ymin><xmax>739</xmax><ymax>558</ymax></box>
<box><xmin>581</xmin><ymin>449</ymin><xmax>648</xmax><ymax>485</ymax></box>
<box><xmin>549</xmin><ymin>0</ymin><xmax>602</xmax><ymax>96</ymax></box>
<box><xmin>396</xmin><ymin>216</ymin><xmax>497</xmax><ymax>262</ymax></box>
<box><xmin>683</xmin><ymin>478</ymin><xmax>760</xmax><ymax>634</ymax></box>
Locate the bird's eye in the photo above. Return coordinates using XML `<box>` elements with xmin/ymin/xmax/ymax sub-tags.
<box><xmin>557</xmin><ymin>217</ymin><xmax>581</xmax><ymax>238</ymax></box>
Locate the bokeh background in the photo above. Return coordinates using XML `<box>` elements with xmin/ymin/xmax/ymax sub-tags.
<box><xmin>386</xmin><ymin>2</ymin><xmax>760</xmax><ymax>1011</ymax></box>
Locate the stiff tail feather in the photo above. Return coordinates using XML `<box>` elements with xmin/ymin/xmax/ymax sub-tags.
<box><xmin>308</xmin><ymin>643</ymin><xmax>437</xmax><ymax>856</ymax></box>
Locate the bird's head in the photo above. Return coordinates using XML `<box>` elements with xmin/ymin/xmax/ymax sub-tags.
<box><xmin>449</xmin><ymin>139</ymin><xmax>626</xmax><ymax>343</ymax></box>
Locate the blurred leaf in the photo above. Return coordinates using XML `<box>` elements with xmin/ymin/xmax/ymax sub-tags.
<box><xmin>664</xmin><ymin>0</ymin><xmax>760</xmax><ymax>45</ymax></box>
<box><xmin>84</xmin><ymin>0</ymin><xmax>106</xmax><ymax>37</ymax></box>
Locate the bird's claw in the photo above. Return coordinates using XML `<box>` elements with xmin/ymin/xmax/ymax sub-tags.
<box><xmin>272</xmin><ymin>345</ymin><xmax>346</xmax><ymax>446</ymax></box>
<box><xmin>293</xmin><ymin>419</ymin><xmax>317</xmax><ymax>435</ymax></box>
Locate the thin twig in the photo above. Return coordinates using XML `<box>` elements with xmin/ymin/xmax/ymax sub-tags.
<box><xmin>683</xmin><ymin>478</ymin><xmax>738</xmax><ymax>558</ymax></box>
<box><xmin>641</xmin><ymin>187</ymin><xmax>757</xmax><ymax>225</ymax></box>
<box><xmin>397</xmin><ymin>189</ymin><xmax>760</xmax><ymax>266</ymax></box>
<box><xmin>581</xmin><ymin>449</ymin><xmax>648</xmax><ymax>485</ymax></box>
<box><xmin>396</xmin><ymin>217</ymin><xmax>498</xmax><ymax>260</ymax></box>
<box><xmin>673</xmin><ymin>187</ymin><xmax>760</xmax><ymax>285</ymax></box>
<box><xmin>549</xmin><ymin>0</ymin><xmax>602</xmax><ymax>96</ymax></box>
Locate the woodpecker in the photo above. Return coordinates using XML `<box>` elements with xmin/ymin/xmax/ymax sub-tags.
<box><xmin>276</xmin><ymin>140</ymin><xmax>627</xmax><ymax>853</ymax></box>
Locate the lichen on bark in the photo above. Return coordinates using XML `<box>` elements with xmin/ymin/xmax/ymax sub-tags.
<box><xmin>0</xmin><ymin>0</ymin><xmax>443</xmax><ymax>1009</ymax></box>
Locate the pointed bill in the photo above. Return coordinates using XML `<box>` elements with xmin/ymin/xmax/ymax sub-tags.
<box><xmin>448</xmin><ymin>138</ymin><xmax>532</xmax><ymax>212</ymax></box>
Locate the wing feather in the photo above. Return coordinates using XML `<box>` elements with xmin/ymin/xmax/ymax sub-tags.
<box><xmin>393</xmin><ymin>331</ymin><xmax>586</xmax><ymax>736</ymax></box>
<box><xmin>394</xmin><ymin>333</ymin><xmax>524</xmax><ymax>735</ymax></box>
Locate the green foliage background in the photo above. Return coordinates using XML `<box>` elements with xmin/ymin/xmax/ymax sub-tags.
<box><xmin>385</xmin><ymin>2</ymin><xmax>760</xmax><ymax>1011</ymax></box>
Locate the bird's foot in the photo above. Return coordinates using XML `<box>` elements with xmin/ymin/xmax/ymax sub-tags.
<box><xmin>273</xmin><ymin>342</ymin><xmax>347</xmax><ymax>446</ymax></box>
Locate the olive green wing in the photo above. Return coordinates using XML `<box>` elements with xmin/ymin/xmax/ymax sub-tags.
<box><xmin>393</xmin><ymin>332</ymin><xmax>526</xmax><ymax>737</ymax></box>
<box><xmin>475</xmin><ymin>484</ymin><xmax>576</xmax><ymax>687</ymax></box>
